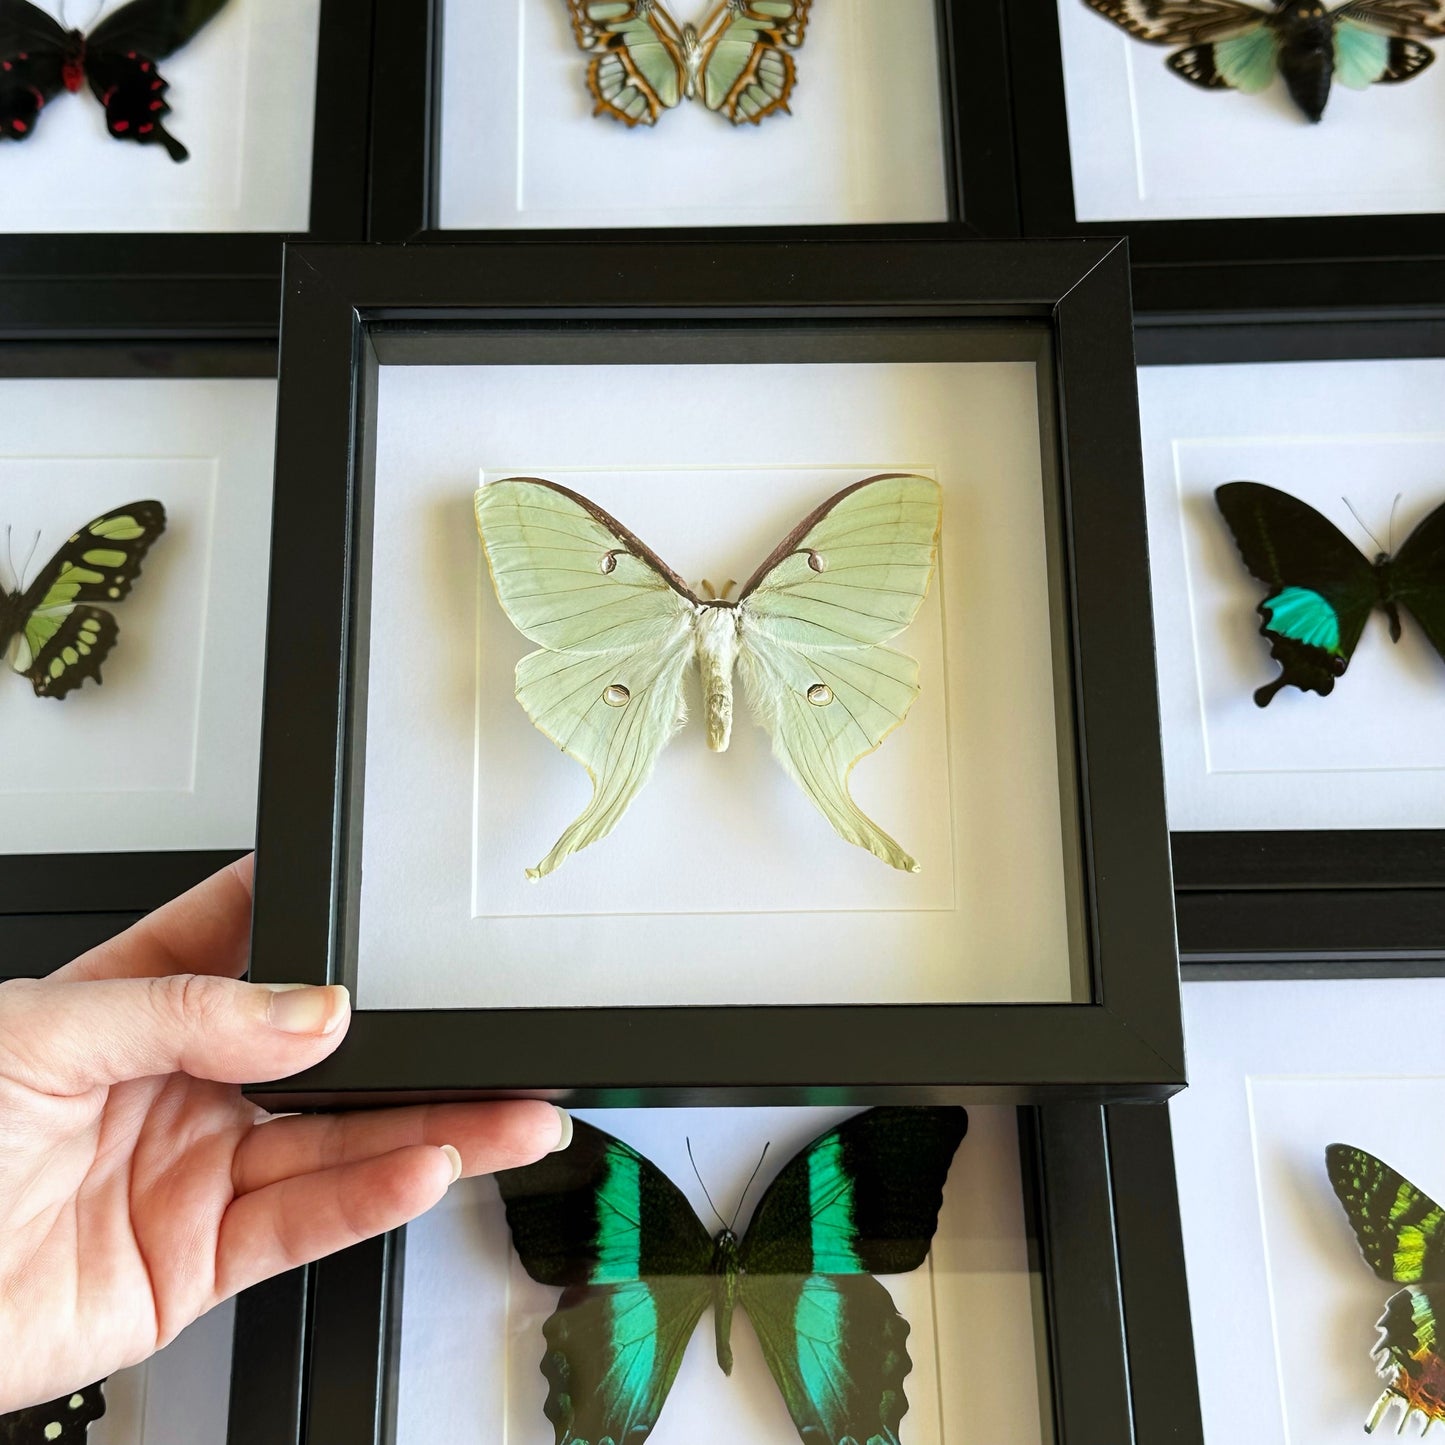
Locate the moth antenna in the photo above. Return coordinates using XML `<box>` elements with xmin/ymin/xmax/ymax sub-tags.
<box><xmin>3</xmin><ymin>525</ymin><xmax>14</xmax><ymax>594</ymax></box>
<box><xmin>1343</xmin><ymin>496</ymin><xmax>1386</xmax><ymax>555</ymax></box>
<box><xmin>686</xmin><ymin>1139</ymin><xmax>729</xmax><ymax>1233</ymax></box>
<box><xmin>1389</xmin><ymin>493</ymin><xmax>1403</xmax><ymax>556</ymax></box>
<box><xmin>729</xmin><ymin>1141</ymin><xmax>772</xmax><ymax>1233</ymax></box>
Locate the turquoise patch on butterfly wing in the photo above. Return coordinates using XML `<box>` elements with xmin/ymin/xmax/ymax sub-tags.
<box><xmin>603</xmin><ymin>1280</ymin><xmax>659</xmax><ymax>1420</ymax></box>
<box><xmin>1214</xmin><ymin>27</ymin><xmax>1279</xmax><ymax>92</ymax></box>
<box><xmin>592</xmin><ymin>1145</ymin><xmax>642</xmax><ymax>1284</ymax></box>
<box><xmin>1334</xmin><ymin>19</ymin><xmax>1390</xmax><ymax>88</ymax></box>
<box><xmin>1261</xmin><ymin>587</ymin><xmax>1343</xmax><ymax>654</ymax></box>
<box><xmin>808</xmin><ymin>1132</ymin><xmax>863</xmax><ymax>1273</ymax></box>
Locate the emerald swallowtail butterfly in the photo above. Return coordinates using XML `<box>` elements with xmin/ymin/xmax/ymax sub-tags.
<box><xmin>564</xmin><ymin>0</ymin><xmax>813</xmax><ymax>126</ymax></box>
<box><xmin>0</xmin><ymin>500</ymin><xmax>166</xmax><ymax>699</ymax></box>
<box><xmin>0</xmin><ymin>0</ymin><xmax>230</xmax><ymax>160</ymax></box>
<box><xmin>1082</xmin><ymin>0</ymin><xmax>1445</xmax><ymax>122</ymax></box>
<box><xmin>497</xmin><ymin>1107</ymin><xmax>967</xmax><ymax>1445</ymax></box>
<box><xmin>1214</xmin><ymin>481</ymin><xmax>1445</xmax><ymax>705</ymax></box>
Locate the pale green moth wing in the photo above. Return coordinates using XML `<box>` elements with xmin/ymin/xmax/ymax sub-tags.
<box><xmin>0</xmin><ymin>500</ymin><xmax>166</xmax><ymax>701</ymax></box>
<box><xmin>1333</xmin><ymin>16</ymin><xmax>1436</xmax><ymax>86</ymax></box>
<box><xmin>738</xmin><ymin>1107</ymin><xmax>967</xmax><ymax>1445</ymax></box>
<box><xmin>735</xmin><ymin>474</ymin><xmax>942</xmax><ymax>873</ymax></box>
<box><xmin>1327</xmin><ymin>1143</ymin><xmax>1445</xmax><ymax>1286</ymax></box>
<box><xmin>565</xmin><ymin>0</ymin><xmax>688</xmax><ymax>126</ymax></box>
<box><xmin>698</xmin><ymin>0</ymin><xmax>813</xmax><ymax>124</ymax></box>
<box><xmin>475</xmin><ymin>478</ymin><xmax>698</xmax><ymax>879</ymax></box>
<box><xmin>496</xmin><ymin>1117</ymin><xmax>715</xmax><ymax>1445</ymax></box>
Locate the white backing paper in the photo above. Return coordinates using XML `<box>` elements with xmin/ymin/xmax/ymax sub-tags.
<box><xmin>1</xmin><ymin>0</ymin><xmax>320</xmax><ymax>234</ymax></box>
<box><xmin>1173</xmin><ymin>978</ymin><xmax>1445</xmax><ymax>1445</ymax></box>
<box><xmin>393</xmin><ymin>1105</ymin><xmax>1043</xmax><ymax>1445</ymax></box>
<box><xmin>358</xmin><ymin>360</ymin><xmax>1076</xmax><ymax>1010</ymax></box>
<box><xmin>0</xmin><ymin>378</ymin><xmax>276</xmax><ymax>854</ymax></box>
<box><xmin>438</xmin><ymin>0</ymin><xmax>949</xmax><ymax>229</ymax></box>
<box><xmin>1138</xmin><ymin>356</ymin><xmax>1445</xmax><ymax>831</ymax></box>
<box><xmin>1056</xmin><ymin>0</ymin><xmax>1445</xmax><ymax>220</ymax></box>
<box><xmin>91</xmin><ymin>1298</ymin><xmax>234</xmax><ymax>1445</ymax></box>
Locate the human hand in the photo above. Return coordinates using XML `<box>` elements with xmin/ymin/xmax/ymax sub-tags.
<box><xmin>0</xmin><ymin>856</ymin><xmax>569</xmax><ymax>1413</ymax></box>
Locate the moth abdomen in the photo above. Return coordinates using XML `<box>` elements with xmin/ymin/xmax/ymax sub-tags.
<box><xmin>694</xmin><ymin>605</ymin><xmax>741</xmax><ymax>752</ymax></box>
<box><xmin>1278</xmin><ymin>12</ymin><xmax>1335</xmax><ymax>122</ymax></box>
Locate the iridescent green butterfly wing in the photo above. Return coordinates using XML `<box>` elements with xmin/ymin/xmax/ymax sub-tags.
<box><xmin>563</xmin><ymin>0</ymin><xmax>812</xmax><ymax>126</ymax></box>
<box><xmin>497</xmin><ymin>1107</ymin><xmax>967</xmax><ymax>1445</ymax></box>
<box><xmin>1327</xmin><ymin>1144</ymin><xmax>1445</xmax><ymax>1435</ymax></box>
<box><xmin>0</xmin><ymin>501</ymin><xmax>166</xmax><ymax>700</ymax></box>
<box><xmin>0</xmin><ymin>1382</ymin><xmax>106</xmax><ymax>1443</ymax></box>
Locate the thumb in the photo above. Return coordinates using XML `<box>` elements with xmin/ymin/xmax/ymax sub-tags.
<box><xmin>0</xmin><ymin>975</ymin><xmax>350</xmax><ymax>1094</ymax></box>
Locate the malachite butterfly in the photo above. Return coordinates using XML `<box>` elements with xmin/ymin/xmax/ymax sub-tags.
<box><xmin>0</xmin><ymin>500</ymin><xmax>166</xmax><ymax>700</ymax></box>
<box><xmin>1214</xmin><ymin>481</ymin><xmax>1445</xmax><ymax>706</ymax></box>
<box><xmin>0</xmin><ymin>0</ymin><xmax>232</xmax><ymax>160</ymax></box>
<box><xmin>1328</xmin><ymin>1145</ymin><xmax>1445</xmax><ymax>1435</ymax></box>
<box><xmin>1082</xmin><ymin>0</ymin><xmax>1445</xmax><ymax>122</ymax></box>
<box><xmin>564</xmin><ymin>0</ymin><xmax>813</xmax><ymax>127</ymax></box>
<box><xmin>496</xmin><ymin>1106</ymin><xmax>968</xmax><ymax>1445</ymax></box>
<box><xmin>0</xmin><ymin>1381</ymin><xmax>105</xmax><ymax>1443</ymax></box>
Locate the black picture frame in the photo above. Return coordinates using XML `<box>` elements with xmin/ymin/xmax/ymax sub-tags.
<box><xmin>295</xmin><ymin>1105</ymin><xmax>1203</xmax><ymax>1445</ymax></box>
<box><xmin>1137</xmin><ymin>315</ymin><xmax>1445</xmax><ymax>970</ymax></box>
<box><xmin>0</xmin><ymin>0</ymin><xmax>375</xmax><ymax>341</ymax></box>
<box><xmin>0</xmin><ymin>340</ymin><xmax>268</xmax><ymax>975</ymax></box>
<box><xmin>365</xmin><ymin>0</ymin><xmax>1019</xmax><ymax>243</ymax></box>
<box><xmin>243</xmin><ymin>237</ymin><xmax>1182</xmax><ymax>1108</ymax></box>
<box><xmin>1007</xmin><ymin>0</ymin><xmax>1445</xmax><ymax>323</ymax></box>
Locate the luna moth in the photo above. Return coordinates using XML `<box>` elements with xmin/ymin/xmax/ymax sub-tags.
<box><xmin>474</xmin><ymin>473</ymin><xmax>943</xmax><ymax>879</ymax></box>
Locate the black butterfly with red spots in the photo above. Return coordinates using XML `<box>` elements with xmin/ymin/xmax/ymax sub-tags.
<box><xmin>0</xmin><ymin>0</ymin><xmax>230</xmax><ymax>161</ymax></box>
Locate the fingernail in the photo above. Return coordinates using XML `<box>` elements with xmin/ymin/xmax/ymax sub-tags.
<box><xmin>264</xmin><ymin>984</ymin><xmax>350</xmax><ymax>1036</ymax></box>
<box><xmin>439</xmin><ymin>1144</ymin><xmax>463</xmax><ymax>1185</ymax></box>
<box><xmin>551</xmin><ymin>1106</ymin><xmax>574</xmax><ymax>1153</ymax></box>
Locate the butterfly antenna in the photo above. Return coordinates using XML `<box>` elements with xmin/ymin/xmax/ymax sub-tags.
<box><xmin>3</xmin><ymin>526</ymin><xmax>14</xmax><ymax>594</ymax></box>
<box><xmin>1389</xmin><ymin>493</ymin><xmax>1403</xmax><ymax>555</ymax></box>
<box><xmin>686</xmin><ymin>1139</ymin><xmax>729</xmax><ymax>1233</ymax></box>
<box><xmin>1343</xmin><ymin>496</ymin><xmax>1386</xmax><ymax>555</ymax></box>
<box><xmin>16</xmin><ymin>530</ymin><xmax>40</xmax><ymax>595</ymax></box>
<box><xmin>729</xmin><ymin>1142</ymin><xmax>772</xmax><ymax>1233</ymax></box>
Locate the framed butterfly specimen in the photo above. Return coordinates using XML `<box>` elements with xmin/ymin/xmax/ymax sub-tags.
<box><xmin>0</xmin><ymin>500</ymin><xmax>165</xmax><ymax>700</ymax></box>
<box><xmin>1215</xmin><ymin>481</ymin><xmax>1445</xmax><ymax>706</ymax></box>
<box><xmin>1328</xmin><ymin>1144</ymin><xmax>1445</xmax><ymax>1435</ymax></box>
<box><xmin>0</xmin><ymin>1383</ymin><xmax>105</xmax><ymax>1444</ymax></box>
<box><xmin>1080</xmin><ymin>0</ymin><xmax>1445</xmax><ymax>122</ymax></box>
<box><xmin>475</xmin><ymin>473</ymin><xmax>942</xmax><ymax>877</ymax></box>
<box><xmin>496</xmin><ymin>1107</ymin><xmax>967</xmax><ymax>1445</ymax></box>
<box><xmin>0</xmin><ymin>0</ymin><xmax>232</xmax><ymax>160</ymax></box>
<box><xmin>563</xmin><ymin>0</ymin><xmax>813</xmax><ymax>127</ymax></box>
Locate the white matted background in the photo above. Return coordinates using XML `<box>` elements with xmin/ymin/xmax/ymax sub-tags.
<box><xmin>1138</xmin><ymin>357</ymin><xmax>1445</xmax><ymax>832</ymax></box>
<box><xmin>1173</xmin><ymin>978</ymin><xmax>1445</xmax><ymax>1445</ymax></box>
<box><xmin>394</xmin><ymin>1106</ymin><xmax>1043</xmax><ymax>1445</ymax></box>
<box><xmin>0</xmin><ymin>378</ymin><xmax>276</xmax><ymax>854</ymax></box>
<box><xmin>438</xmin><ymin>0</ymin><xmax>949</xmax><ymax>229</ymax></box>
<box><xmin>2</xmin><ymin>0</ymin><xmax>320</xmax><ymax>234</ymax></box>
<box><xmin>1056</xmin><ymin>0</ymin><xmax>1445</xmax><ymax>220</ymax></box>
<box><xmin>89</xmin><ymin>1299</ymin><xmax>234</xmax><ymax>1445</ymax></box>
<box><xmin>358</xmin><ymin>360</ymin><xmax>1075</xmax><ymax>1010</ymax></box>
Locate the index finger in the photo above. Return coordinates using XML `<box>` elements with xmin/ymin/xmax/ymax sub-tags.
<box><xmin>53</xmin><ymin>853</ymin><xmax>255</xmax><ymax>983</ymax></box>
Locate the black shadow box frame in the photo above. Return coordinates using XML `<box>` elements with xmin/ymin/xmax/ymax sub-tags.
<box><xmin>366</xmin><ymin>0</ymin><xmax>1019</xmax><ymax>242</ymax></box>
<box><xmin>294</xmin><ymin>1106</ymin><xmax>1203</xmax><ymax>1445</ymax></box>
<box><xmin>0</xmin><ymin>0</ymin><xmax>374</xmax><ymax>341</ymax></box>
<box><xmin>1136</xmin><ymin>316</ymin><xmax>1445</xmax><ymax>971</ymax></box>
<box><xmin>0</xmin><ymin>340</ymin><xmax>266</xmax><ymax>975</ymax></box>
<box><xmin>242</xmin><ymin>239</ymin><xmax>1179</xmax><ymax>1103</ymax></box>
<box><xmin>1006</xmin><ymin>0</ymin><xmax>1445</xmax><ymax>324</ymax></box>
<box><xmin>243</xmin><ymin>237</ymin><xmax>1182</xmax><ymax>1109</ymax></box>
